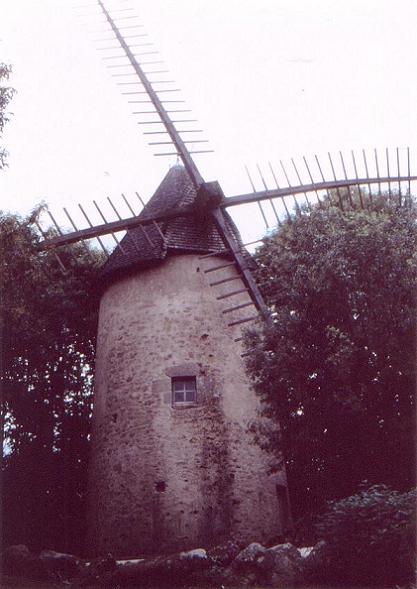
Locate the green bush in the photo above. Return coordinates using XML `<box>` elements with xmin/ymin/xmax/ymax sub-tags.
<box><xmin>304</xmin><ymin>484</ymin><xmax>416</xmax><ymax>587</ymax></box>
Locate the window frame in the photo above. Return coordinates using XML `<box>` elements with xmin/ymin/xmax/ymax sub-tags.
<box><xmin>171</xmin><ymin>376</ymin><xmax>197</xmax><ymax>406</ymax></box>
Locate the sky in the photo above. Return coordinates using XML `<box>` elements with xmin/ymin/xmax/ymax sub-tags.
<box><xmin>1</xmin><ymin>0</ymin><xmax>416</xmax><ymax>244</ymax></box>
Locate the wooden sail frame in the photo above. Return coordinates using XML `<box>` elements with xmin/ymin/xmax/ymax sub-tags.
<box><xmin>37</xmin><ymin>1</ymin><xmax>417</xmax><ymax>325</ymax></box>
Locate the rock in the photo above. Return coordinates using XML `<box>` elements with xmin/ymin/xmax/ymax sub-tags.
<box><xmin>2</xmin><ymin>544</ymin><xmax>31</xmax><ymax>573</ymax></box>
<box><xmin>260</xmin><ymin>542</ymin><xmax>303</xmax><ymax>586</ymax></box>
<box><xmin>231</xmin><ymin>542</ymin><xmax>304</xmax><ymax>586</ymax></box>
<box><xmin>180</xmin><ymin>548</ymin><xmax>208</xmax><ymax>561</ymax></box>
<box><xmin>298</xmin><ymin>545</ymin><xmax>314</xmax><ymax>558</ymax></box>
<box><xmin>1</xmin><ymin>544</ymin><xmax>50</xmax><ymax>581</ymax></box>
<box><xmin>301</xmin><ymin>539</ymin><xmax>328</xmax><ymax>584</ymax></box>
<box><xmin>303</xmin><ymin>539</ymin><xmax>326</xmax><ymax>566</ymax></box>
<box><xmin>117</xmin><ymin>558</ymin><xmax>145</xmax><ymax>566</ymax></box>
<box><xmin>207</xmin><ymin>540</ymin><xmax>241</xmax><ymax>566</ymax></box>
<box><xmin>74</xmin><ymin>553</ymin><xmax>117</xmax><ymax>586</ymax></box>
<box><xmin>39</xmin><ymin>549</ymin><xmax>83</xmax><ymax>580</ymax></box>
<box><xmin>234</xmin><ymin>542</ymin><xmax>267</xmax><ymax>570</ymax></box>
<box><xmin>115</xmin><ymin>548</ymin><xmax>211</xmax><ymax>586</ymax></box>
<box><xmin>227</xmin><ymin>542</ymin><xmax>269</xmax><ymax>586</ymax></box>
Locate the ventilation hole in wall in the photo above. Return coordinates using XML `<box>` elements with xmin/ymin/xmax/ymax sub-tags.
<box><xmin>112</xmin><ymin>413</ymin><xmax>118</xmax><ymax>423</ymax></box>
<box><xmin>155</xmin><ymin>481</ymin><xmax>166</xmax><ymax>493</ymax></box>
<box><xmin>200</xmin><ymin>333</ymin><xmax>209</xmax><ymax>340</ymax></box>
<box><xmin>192</xmin><ymin>510</ymin><xmax>199</xmax><ymax>514</ymax></box>
<box><xmin>208</xmin><ymin>353</ymin><xmax>214</xmax><ymax>358</ymax></box>
<box><xmin>196</xmin><ymin>266</ymin><xmax>200</xmax><ymax>272</ymax></box>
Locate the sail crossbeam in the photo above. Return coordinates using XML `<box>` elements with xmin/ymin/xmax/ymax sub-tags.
<box><xmin>97</xmin><ymin>0</ymin><xmax>204</xmax><ymax>190</ymax></box>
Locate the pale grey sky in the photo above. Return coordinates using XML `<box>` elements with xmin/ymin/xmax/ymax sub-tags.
<box><xmin>1</xmin><ymin>0</ymin><xmax>416</xmax><ymax>243</ymax></box>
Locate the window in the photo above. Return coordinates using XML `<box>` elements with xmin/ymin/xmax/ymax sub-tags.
<box><xmin>172</xmin><ymin>376</ymin><xmax>197</xmax><ymax>405</ymax></box>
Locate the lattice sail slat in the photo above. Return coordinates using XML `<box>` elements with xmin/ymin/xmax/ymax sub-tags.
<box><xmin>35</xmin><ymin>1</ymin><xmax>417</xmax><ymax>324</ymax></box>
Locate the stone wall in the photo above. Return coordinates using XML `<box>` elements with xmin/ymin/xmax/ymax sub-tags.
<box><xmin>86</xmin><ymin>253</ymin><xmax>287</xmax><ymax>558</ymax></box>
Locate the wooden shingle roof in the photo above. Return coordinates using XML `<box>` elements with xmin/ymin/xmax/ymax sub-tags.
<box><xmin>101</xmin><ymin>165</ymin><xmax>243</xmax><ymax>284</ymax></box>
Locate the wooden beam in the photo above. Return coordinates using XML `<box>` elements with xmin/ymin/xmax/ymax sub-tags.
<box><xmin>204</xmin><ymin>261</ymin><xmax>235</xmax><ymax>273</ymax></box>
<box><xmin>222</xmin><ymin>301</ymin><xmax>253</xmax><ymax>314</ymax></box>
<box><xmin>228</xmin><ymin>315</ymin><xmax>259</xmax><ymax>327</ymax></box>
<box><xmin>97</xmin><ymin>0</ymin><xmax>204</xmax><ymax>191</ymax></box>
<box><xmin>216</xmin><ymin>287</ymin><xmax>249</xmax><ymax>300</ymax></box>
<box><xmin>222</xmin><ymin>175</ymin><xmax>417</xmax><ymax>209</ymax></box>
<box><xmin>210</xmin><ymin>208</ymin><xmax>272</xmax><ymax>326</ymax></box>
<box><xmin>37</xmin><ymin>205</ymin><xmax>194</xmax><ymax>249</ymax></box>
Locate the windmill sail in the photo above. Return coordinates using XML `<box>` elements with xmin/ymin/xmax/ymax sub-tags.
<box><xmin>38</xmin><ymin>148</ymin><xmax>417</xmax><ymax>249</ymax></box>
<box><xmin>95</xmin><ymin>0</ymin><xmax>209</xmax><ymax>189</ymax></box>
<box><xmin>36</xmin><ymin>2</ymin><xmax>416</xmax><ymax>324</ymax></box>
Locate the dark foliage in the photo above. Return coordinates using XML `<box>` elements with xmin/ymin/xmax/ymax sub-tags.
<box><xmin>245</xmin><ymin>196</ymin><xmax>416</xmax><ymax>518</ymax></box>
<box><xmin>1</xmin><ymin>210</ymin><xmax>103</xmax><ymax>554</ymax></box>
<box><xmin>0</xmin><ymin>63</ymin><xmax>15</xmax><ymax>169</ymax></box>
<box><xmin>304</xmin><ymin>484</ymin><xmax>416</xmax><ymax>587</ymax></box>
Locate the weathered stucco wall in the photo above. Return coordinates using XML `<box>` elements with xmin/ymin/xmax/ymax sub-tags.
<box><xmin>86</xmin><ymin>254</ymin><xmax>287</xmax><ymax>558</ymax></box>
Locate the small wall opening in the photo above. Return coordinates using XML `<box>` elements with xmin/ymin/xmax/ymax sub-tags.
<box><xmin>155</xmin><ymin>481</ymin><xmax>166</xmax><ymax>493</ymax></box>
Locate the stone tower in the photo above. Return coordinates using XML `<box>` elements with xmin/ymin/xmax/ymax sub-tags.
<box><xmin>86</xmin><ymin>165</ymin><xmax>290</xmax><ymax>558</ymax></box>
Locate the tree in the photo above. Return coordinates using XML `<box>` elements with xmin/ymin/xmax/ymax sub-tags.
<box><xmin>245</xmin><ymin>196</ymin><xmax>416</xmax><ymax>519</ymax></box>
<box><xmin>1</xmin><ymin>210</ymin><xmax>103</xmax><ymax>553</ymax></box>
<box><xmin>0</xmin><ymin>63</ymin><xmax>15</xmax><ymax>169</ymax></box>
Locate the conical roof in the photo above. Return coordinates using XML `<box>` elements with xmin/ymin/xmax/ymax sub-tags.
<box><xmin>101</xmin><ymin>165</ymin><xmax>241</xmax><ymax>284</ymax></box>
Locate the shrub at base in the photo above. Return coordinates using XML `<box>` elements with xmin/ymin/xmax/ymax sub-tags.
<box><xmin>303</xmin><ymin>484</ymin><xmax>416</xmax><ymax>587</ymax></box>
<box><xmin>1</xmin><ymin>545</ymin><xmax>51</xmax><ymax>581</ymax></box>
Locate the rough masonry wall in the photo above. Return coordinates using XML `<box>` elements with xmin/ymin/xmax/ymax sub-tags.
<box><xmin>86</xmin><ymin>254</ymin><xmax>286</xmax><ymax>558</ymax></box>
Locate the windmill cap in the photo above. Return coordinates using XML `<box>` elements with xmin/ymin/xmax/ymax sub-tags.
<box><xmin>99</xmin><ymin>166</ymin><xmax>245</xmax><ymax>287</ymax></box>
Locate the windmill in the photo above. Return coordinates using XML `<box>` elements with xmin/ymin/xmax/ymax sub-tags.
<box><xmin>34</xmin><ymin>0</ymin><xmax>417</xmax><ymax>558</ymax></box>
